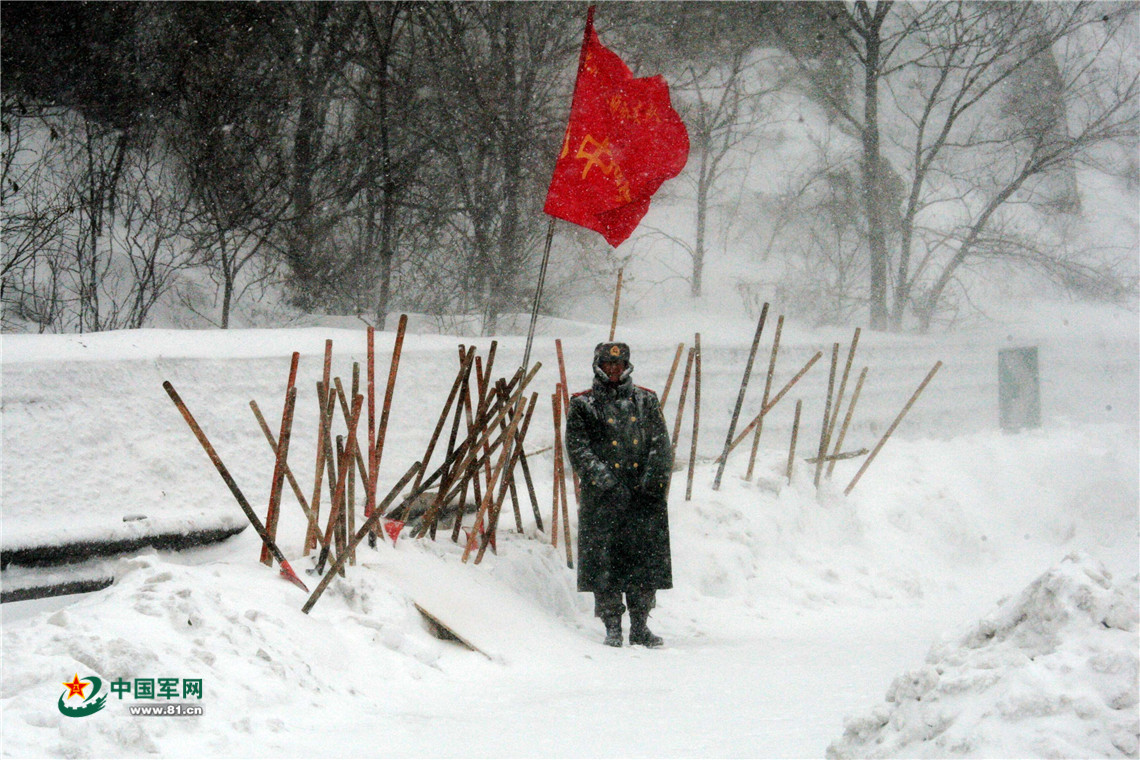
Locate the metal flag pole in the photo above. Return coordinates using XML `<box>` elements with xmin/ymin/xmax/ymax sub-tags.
<box><xmin>522</xmin><ymin>6</ymin><xmax>596</xmax><ymax>373</ymax></box>
<box><xmin>522</xmin><ymin>218</ymin><xmax>557</xmax><ymax>372</ymax></box>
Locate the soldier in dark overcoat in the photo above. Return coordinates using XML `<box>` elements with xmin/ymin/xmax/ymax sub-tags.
<box><xmin>565</xmin><ymin>342</ymin><xmax>673</xmax><ymax>647</ymax></box>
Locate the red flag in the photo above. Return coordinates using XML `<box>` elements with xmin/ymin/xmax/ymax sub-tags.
<box><xmin>544</xmin><ymin>6</ymin><xmax>689</xmax><ymax>248</ymax></box>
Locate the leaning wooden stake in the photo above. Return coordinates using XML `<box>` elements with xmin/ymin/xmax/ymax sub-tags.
<box><xmin>746</xmin><ymin>314</ymin><xmax>783</xmax><ymax>480</ymax></box>
<box><xmin>249</xmin><ymin>400</ymin><xmax>324</xmax><ymax>551</ymax></box>
<box><xmin>844</xmin><ymin>361</ymin><xmax>943</xmax><ymax>496</ymax></box>
<box><xmin>302</xmin><ymin>461</ymin><xmax>423</xmax><ymax>614</ymax></box>
<box><xmin>672</xmin><ymin>347</ymin><xmax>695</xmax><ymax>460</ymax></box>
<box><xmin>261</xmin><ymin>385</ymin><xmax>297</xmax><ymax>566</ymax></box>
<box><xmin>370</xmin><ymin>314</ymin><xmax>407</xmax><ymax>546</ymax></box>
<box><xmin>417</xmin><ymin>362</ymin><xmax>542</xmax><ymax>538</ymax></box>
<box><xmin>814</xmin><ymin>343</ymin><xmax>839</xmax><ymax>488</ymax></box>
<box><xmin>163</xmin><ymin>381</ymin><xmax>308</xmax><ymax>592</ymax></box>
<box><xmin>348</xmin><ymin>362</ymin><xmax>360</xmax><ymax>564</ymax></box>
<box><xmin>476</xmin><ymin>392</ymin><xmax>539</xmax><ymax>563</ymax></box>
<box><xmin>714</xmin><ymin>303</ymin><xmax>768</xmax><ymax>491</ymax></box>
<box><xmin>307</xmin><ymin>378</ymin><xmax>336</xmax><ymax>555</ymax></box>
<box><xmin>827</xmin><ymin>328</ymin><xmax>861</xmax><ymax>445</ymax></box>
<box><xmin>261</xmin><ymin>352</ymin><xmax>299</xmax><ymax>565</ymax></box>
<box><xmin>717</xmin><ymin>350</ymin><xmax>823</xmax><ymax>462</ymax></box>
<box><xmin>463</xmin><ymin>400</ymin><xmax>527</xmax><ymax>563</ymax></box>
<box><xmin>786</xmin><ymin>399</ymin><xmax>803</xmax><ymax>484</ymax></box>
<box><xmin>555</xmin><ymin>339</ymin><xmax>571</xmax><ymax>413</ymax></box>
<box><xmin>828</xmin><ymin>366</ymin><xmax>868</xmax><ymax>478</ymax></box>
<box><xmin>554</xmin><ymin>339</ymin><xmax>582</xmax><ymax>507</ymax></box>
<box><xmin>307</xmin><ymin>340</ymin><xmax>334</xmax><ymax>554</ymax></box>
<box><xmin>413</xmin><ymin>347</ymin><xmax>476</xmax><ymax>493</ymax></box>
<box><xmin>551</xmin><ymin>389</ymin><xmax>565</xmax><ymax>548</ymax></box>
<box><xmin>315</xmin><ymin>394</ymin><xmax>363</xmax><ymax>575</ymax></box>
<box><xmin>609</xmin><ymin>267</ymin><xmax>623</xmax><ymax>342</ymax></box>
<box><xmin>686</xmin><ymin>332</ymin><xmax>702</xmax><ymax>502</ymax></box>
<box><xmin>559</xmin><ymin>444</ymin><xmax>573</xmax><ymax>570</ymax></box>
<box><xmin>366</xmin><ymin>327</ymin><xmax>377</xmax><ymax>535</ymax></box>
<box><xmin>659</xmin><ymin>342</ymin><xmax>685</xmax><ymax>408</ymax></box>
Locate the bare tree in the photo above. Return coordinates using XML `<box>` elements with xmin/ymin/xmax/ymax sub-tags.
<box><xmin>1</xmin><ymin>99</ymin><xmax>72</xmax><ymax>314</ymax></box>
<box><xmin>786</xmin><ymin>1</ymin><xmax>1138</xmax><ymax>330</ymax></box>
<box><xmin>903</xmin><ymin>4</ymin><xmax>1139</xmax><ymax>329</ymax></box>
<box><xmin>420</xmin><ymin>3</ymin><xmax>578</xmax><ymax>335</ymax></box>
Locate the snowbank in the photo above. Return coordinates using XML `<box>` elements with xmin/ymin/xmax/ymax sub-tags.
<box><xmin>827</xmin><ymin>553</ymin><xmax>1140</xmax><ymax>759</ymax></box>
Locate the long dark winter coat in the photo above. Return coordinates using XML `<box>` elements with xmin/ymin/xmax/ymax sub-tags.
<box><xmin>565</xmin><ymin>375</ymin><xmax>673</xmax><ymax>593</ymax></box>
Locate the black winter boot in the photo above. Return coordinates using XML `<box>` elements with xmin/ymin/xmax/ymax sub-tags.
<box><xmin>602</xmin><ymin>616</ymin><xmax>623</xmax><ymax>647</ymax></box>
<box><xmin>628</xmin><ymin>612</ymin><xmax>663</xmax><ymax>648</ymax></box>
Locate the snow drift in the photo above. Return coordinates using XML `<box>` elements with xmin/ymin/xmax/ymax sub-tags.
<box><xmin>828</xmin><ymin>553</ymin><xmax>1140</xmax><ymax>759</ymax></box>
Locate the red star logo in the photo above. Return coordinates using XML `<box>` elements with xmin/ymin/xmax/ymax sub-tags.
<box><xmin>62</xmin><ymin>674</ymin><xmax>89</xmax><ymax>700</ymax></box>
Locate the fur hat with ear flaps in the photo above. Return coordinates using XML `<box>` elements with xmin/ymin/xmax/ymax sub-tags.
<box><xmin>593</xmin><ymin>342</ymin><xmax>633</xmax><ymax>383</ymax></box>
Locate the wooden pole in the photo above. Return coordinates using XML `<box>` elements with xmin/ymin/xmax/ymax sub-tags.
<box><xmin>476</xmin><ymin>392</ymin><xmax>539</xmax><ymax>563</ymax></box>
<box><xmin>717</xmin><ymin>350</ymin><xmax>823</xmax><ymax>462</ymax></box>
<box><xmin>608</xmin><ymin>267</ymin><xmax>624</xmax><ymax>342</ymax></box>
<box><xmin>448</xmin><ymin>353</ymin><xmax>479</xmax><ymax>542</ymax></box>
<box><xmin>746</xmin><ymin>315</ymin><xmax>783</xmax><ymax>480</ymax></box>
<box><xmin>815</xmin><ymin>343</ymin><xmax>839</xmax><ymax>488</ymax></box>
<box><xmin>302</xmin><ymin>460</ymin><xmax>423</xmax><ymax>613</ymax></box>
<box><xmin>845</xmin><ymin>361</ymin><xmax>943</xmax><ymax>496</ymax></box>
<box><xmin>332</xmin><ymin>378</ymin><xmax>372</xmax><ymax>494</ymax></box>
<box><xmin>555</xmin><ymin>339</ymin><xmax>571</xmax><ymax>412</ymax></box>
<box><xmin>828</xmin><ymin>366</ymin><xmax>868</xmax><ymax>478</ymax></box>
<box><xmin>261</xmin><ymin>385</ymin><xmax>297</xmax><ymax>566</ymax></box>
<box><xmin>786</xmin><ymin>399</ymin><xmax>802</xmax><ymax>484</ymax></box>
<box><xmin>249</xmin><ymin>400</ymin><xmax>323</xmax><ymax>550</ymax></box>
<box><xmin>163</xmin><ymin>382</ymin><xmax>308</xmax><ymax>592</ymax></box>
<box><xmin>686</xmin><ymin>332</ymin><xmax>701</xmax><ymax>502</ymax></box>
<box><xmin>463</xmin><ymin>400</ymin><xmax>527</xmax><ymax>563</ymax></box>
<box><xmin>659</xmin><ymin>342</ymin><xmax>685</xmax><ymax>408</ymax></box>
<box><xmin>349</xmin><ymin>362</ymin><xmax>360</xmax><ymax>565</ymax></box>
<box><xmin>261</xmin><ymin>351</ymin><xmax>299</xmax><ymax>565</ymax></box>
<box><xmin>560</xmin><ymin>433</ymin><xmax>573</xmax><ymax>569</ymax></box>
<box><xmin>315</xmin><ymin>395</ymin><xmax>363</xmax><ymax>574</ymax></box>
<box><xmin>805</xmin><ymin>448</ymin><xmax>869</xmax><ymax>464</ymax></box>
<box><xmin>416</xmin><ymin>362</ymin><xmax>542</xmax><ymax>538</ymax></box>
<box><xmin>334</xmin><ymin>436</ymin><xmax>347</xmax><ymax>576</ymax></box>
<box><xmin>551</xmin><ymin>389</ymin><xmax>564</xmax><ymax>547</ymax></box>
<box><xmin>413</xmin><ymin>347</ymin><xmax>476</xmax><ymax>492</ymax></box>
<box><xmin>307</xmin><ymin>340</ymin><xmax>334</xmax><ymax>553</ymax></box>
<box><xmin>370</xmin><ymin>313</ymin><xmax>407</xmax><ymax>546</ymax></box>
<box><xmin>306</xmin><ymin>378</ymin><xmax>335</xmax><ymax>555</ymax></box>
<box><xmin>827</xmin><ymin>328</ymin><xmax>861</xmax><ymax>443</ymax></box>
<box><xmin>672</xmin><ymin>347</ymin><xmax>695</xmax><ymax>460</ymax></box>
<box><xmin>714</xmin><ymin>303</ymin><xmax>768</xmax><ymax>490</ymax></box>
<box><xmin>555</xmin><ymin>338</ymin><xmax>581</xmax><ymax>505</ymax></box>
<box><xmin>366</xmin><ymin>326</ymin><xmax>377</xmax><ymax>531</ymax></box>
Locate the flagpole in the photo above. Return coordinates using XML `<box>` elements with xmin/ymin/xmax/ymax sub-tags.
<box><xmin>521</xmin><ymin>6</ymin><xmax>595</xmax><ymax>372</ymax></box>
<box><xmin>522</xmin><ymin>218</ymin><xmax>557</xmax><ymax>372</ymax></box>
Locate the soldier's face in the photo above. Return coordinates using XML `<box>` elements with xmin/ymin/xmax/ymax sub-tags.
<box><xmin>600</xmin><ymin>360</ymin><xmax>625</xmax><ymax>383</ymax></box>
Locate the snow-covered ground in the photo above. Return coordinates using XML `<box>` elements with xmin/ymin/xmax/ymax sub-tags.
<box><xmin>2</xmin><ymin>302</ymin><xmax>1137</xmax><ymax>758</ymax></box>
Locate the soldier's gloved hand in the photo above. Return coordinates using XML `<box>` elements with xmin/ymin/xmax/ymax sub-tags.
<box><xmin>637</xmin><ymin>473</ymin><xmax>667</xmax><ymax>499</ymax></box>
